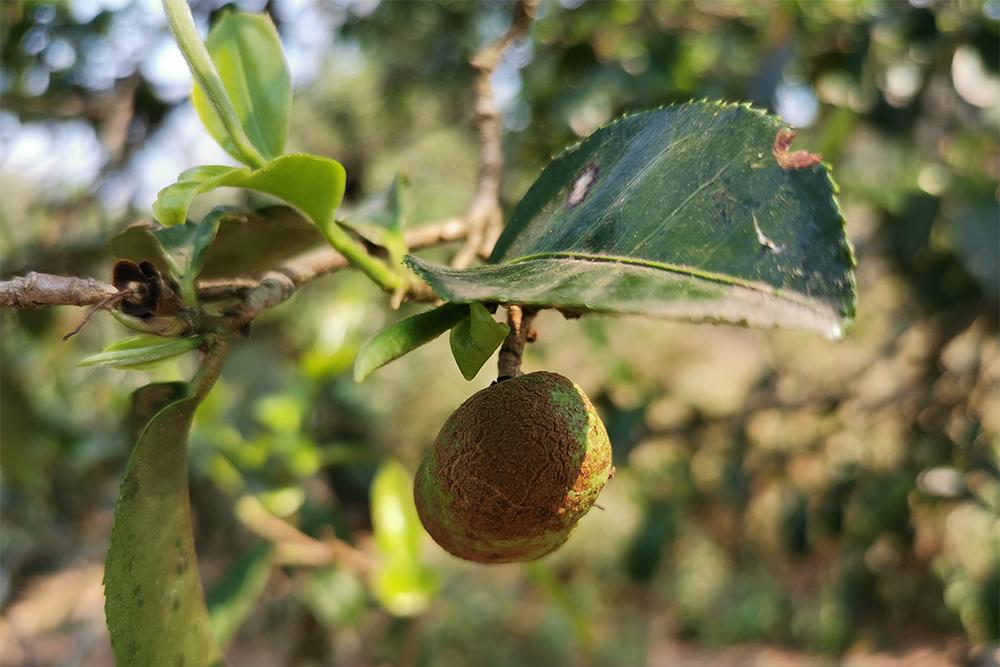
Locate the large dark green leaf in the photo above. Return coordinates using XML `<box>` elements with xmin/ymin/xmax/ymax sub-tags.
<box><xmin>111</xmin><ymin>207</ymin><xmax>324</xmax><ymax>280</ymax></box>
<box><xmin>104</xmin><ymin>384</ymin><xmax>224</xmax><ymax>666</ymax></box>
<box><xmin>192</xmin><ymin>10</ymin><xmax>291</xmax><ymax>162</ymax></box>
<box><xmin>407</xmin><ymin>102</ymin><xmax>856</xmax><ymax>339</ymax></box>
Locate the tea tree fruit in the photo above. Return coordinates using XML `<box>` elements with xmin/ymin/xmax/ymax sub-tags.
<box><xmin>414</xmin><ymin>371</ymin><xmax>613</xmax><ymax>564</ymax></box>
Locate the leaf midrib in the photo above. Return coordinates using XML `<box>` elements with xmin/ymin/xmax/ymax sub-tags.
<box><xmin>502</xmin><ymin>251</ymin><xmax>838</xmax><ymax>313</ymax></box>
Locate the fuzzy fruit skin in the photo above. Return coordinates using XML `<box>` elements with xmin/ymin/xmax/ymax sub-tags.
<box><xmin>414</xmin><ymin>371</ymin><xmax>613</xmax><ymax>564</ymax></box>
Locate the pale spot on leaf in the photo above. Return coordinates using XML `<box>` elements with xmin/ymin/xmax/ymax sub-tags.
<box><xmin>566</xmin><ymin>163</ymin><xmax>599</xmax><ymax>207</ymax></box>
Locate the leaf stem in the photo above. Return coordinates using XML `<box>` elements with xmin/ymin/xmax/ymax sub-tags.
<box><xmin>497</xmin><ymin>305</ymin><xmax>536</xmax><ymax>379</ymax></box>
<box><xmin>320</xmin><ymin>223</ymin><xmax>406</xmax><ymax>293</ymax></box>
<box><xmin>192</xmin><ymin>334</ymin><xmax>230</xmax><ymax>399</ymax></box>
<box><xmin>162</xmin><ymin>0</ymin><xmax>267</xmax><ymax>169</ymax></box>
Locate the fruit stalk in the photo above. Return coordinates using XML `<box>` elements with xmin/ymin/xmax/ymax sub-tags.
<box><xmin>497</xmin><ymin>305</ymin><xmax>537</xmax><ymax>379</ymax></box>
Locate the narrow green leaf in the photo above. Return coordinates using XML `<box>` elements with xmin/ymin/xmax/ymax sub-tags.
<box><xmin>370</xmin><ymin>460</ymin><xmax>437</xmax><ymax>617</ymax></box>
<box><xmin>207</xmin><ymin>544</ymin><xmax>273</xmax><ymax>647</ymax></box>
<box><xmin>386</xmin><ymin>174</ymin><xmax>410</xmax><ymax>233</ymax></box>
<box><xmin>406</xmin><ymin>102</ymin><xmax>857</xmax><ymax>339</ymax></box>
<box><xmin>79</xmin><ymin>335</ymin><xmax>203</xmax><ymax>370</ymax></box>
<box><xmin>163</xmin><ymin>0</ymin><xmax>266</xmax><ymax>168</ymax></box>
<box><xmin>191</xmin><ymin>10</ymin><xmax>291</xmax><ymax>162</ymax></box>
<box><xmin>449</xmin><ymin>303</ymin><xmax>509</xmax><ymax>380</ymax></box>
<box><xmin>104</xmin><ymin>384</ymin><xmax>224</xmax><ymax>667</ymax></box>
<box><xmin>353</xmin><ymin>303</ymin><xmax>468</xmax><ymax>382</ymax></box>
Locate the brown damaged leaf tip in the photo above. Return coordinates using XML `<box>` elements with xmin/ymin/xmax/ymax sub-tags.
<box><xmin>772</xmin><ymin>128</ymin><xmax>822</xmax><ymax>170</ymax></box>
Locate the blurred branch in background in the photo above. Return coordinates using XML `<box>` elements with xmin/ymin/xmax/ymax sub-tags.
<box><xmin>451</xmin><ymin>0</ymin><xmax>539</xmax><ymax>268</ymax></box>
<box><xmin>233</xmin><ymin>495</ymin><xmax>371</xmax><ymax>574</ymax></box>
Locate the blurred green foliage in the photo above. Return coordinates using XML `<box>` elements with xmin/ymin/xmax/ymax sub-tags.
<box><xmin>1</xmin><ymin>0</ymin><xmax>997</xmax><ymax>665</ymax></box>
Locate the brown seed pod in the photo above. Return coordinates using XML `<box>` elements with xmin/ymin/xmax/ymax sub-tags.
<box><xmin>414</xmin><ymin>371</ymin><xmax>613</xmax><ymax>564</ymax></box>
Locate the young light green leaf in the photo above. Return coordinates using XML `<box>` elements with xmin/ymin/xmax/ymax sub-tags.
<box><xmin>152</xmin><ymin>154</ymin><xmax>399</xmax><ymax>290</ymax></box>
<box><xmin>353</xmin><ymin>303</ymin><xmax>468</xmax><ymax>382</ymax></box>
<box><xmin>163</xmin><ymin>0</ymin><xmax>265</xmax><ymax>168</ymax></box>
<box><xmin>153</xmin><ymin>155</ymin><xmax>346</xmax><ymax>232</ymax></box>
<box><xmin>370</xmin><ymin>460</ymin><xmax>437</xmax><ymax>617</ymax></box>
<box><xmin>338</xmin><ymin>219</ymin><xmax>408</xmax><ymax>269</ymax></box>
<box><xmin>339</xmin><ymin>174</ymin><xmax>411</xmax><ymax>269</ymax></box>
<box><xmin>386</xmin><ymin>174</ymin><xmax>410</xmax><ymax>232</ymax></box>
<box><xmin>207</xmin><ymin>544</ymin><xmax>273</xmax><ymax>647</ymax></box>
<box><xmin>295</xmin><ymin>568</ymin><xmax>367</xmax><ymax>629</ymax></box>
<box><xmin>406</xmin><ymin>102</ymin><xmax>857</xmax><ymax>339</ymax></box>
<box><xmin>104</xmin><ymin>383</ymin><xmax>224</xmax><ymax>667</ymax></box>
<box><xmin>153</xmin><ymin>165</ymin><xmax>241</xmax><ymax>227</ymax></box>
<box><xmin>79</xmin><ymin>335</ymin><xmax>204</xmax><ymax>371</ymax></box>
<box><xmin>191</xmin><ymin>10</ymin><xmax>291</xmax><ymax>162</ymax></box>
<box><xmin>231</xmin><ymin>154</ymin><xmax>346</xmax><ymax>233</ymax></box>
<box><xmin>144</xmin><ymin>210</ymin><xmax>225</xmax><ymax>298</ymax></box>
<box><xmin>449</xmin><ymin>303</ymin><xmax>509</xmax><ymax>380</ymax></box>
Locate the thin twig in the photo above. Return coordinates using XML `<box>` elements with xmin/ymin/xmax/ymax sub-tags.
<box><xmin>497</xmin><ymin>305</ymin><xmax>537</xmax><ymax>379</ymax></box>
<box><xmin>451</xmin><ymin>0</ymin><xmax>538</xmax><ymax>269</ymax></box>
<box><xmin>234</xmin><ymin>495</ymin><xmax>371</xmax><ymax>573</ymax></box>
<box><xmin>0</xmin><ymin>218</ymin><xmax>468</xmax><ymax>318</ymax></box>
<box><xmin>0</xmin><ymin>272</ymin><xmax>117</xmax><ymax>308</ymax></box>
<box><xmin>225</xmin><ymin>217</ymin><xmax>467</xmax><ymax>325</ymax></box>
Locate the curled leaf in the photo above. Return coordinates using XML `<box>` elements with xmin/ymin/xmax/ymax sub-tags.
<box><xmin>449</xmin><ymin>303</ymin><xmax>509</xmax><ymax>380</ymax></box>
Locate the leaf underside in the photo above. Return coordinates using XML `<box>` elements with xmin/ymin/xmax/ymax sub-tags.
<box><xmin>407</xmin><ymin>102</ymin><xmax>857</xmax><ymax>339</ymax></box>
<box><xmin>111</xmin><ymin>207</ymin><xmax>324</xmax><ymax>280</ymax></box>
<box><xmin>79</xmin><ymin>335</ymin><xmax>204</xmax><ymax>370</ymax></box>
<box><xmin>449</xmin><ymin>303</ymin><xmax>509</xmax><ymax>380</ymax></box>
<box><xmin>104</xmin><ymin>385</ymin><xmax>224</xmax><ymax>667</ymax></box>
